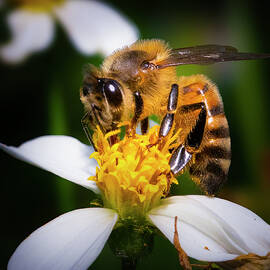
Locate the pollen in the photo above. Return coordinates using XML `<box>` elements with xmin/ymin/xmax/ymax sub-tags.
<box><xmin>89</xmin><ymin>125</ymin><xmax>178</xmax><ymax>220</ymax></box>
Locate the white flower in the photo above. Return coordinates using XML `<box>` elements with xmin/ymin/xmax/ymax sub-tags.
<box><xmin>0</xmin><ymin>0</ymin><xmax>138</xmax><ymax>63</ymax></box>
<box><xmin>1</xmin><ymin>135</ymin><xmax>270</xmax><ymax>270</ymax></box>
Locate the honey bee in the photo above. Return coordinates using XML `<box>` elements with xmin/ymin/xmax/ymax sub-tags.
<box><xmin>80</xmin><ymin>40</ymin><xmax>270</xmax><ymax>195</ymax></box>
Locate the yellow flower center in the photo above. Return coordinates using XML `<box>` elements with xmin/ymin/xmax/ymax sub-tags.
<box><xmin>11</xmin><ymin>0</ymin><xmax>64</xmax><ymax>12</ymax></box>
<box><xmin>89</xmin><ymin>124</ymin><xmax>179</xmax><ymax>221</ymax></box>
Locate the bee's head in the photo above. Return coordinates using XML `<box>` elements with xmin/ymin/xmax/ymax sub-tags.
<box><xmin>80</xmin><ymin>40</ymin><xmax>176</xmax><ymax>133</ymax></box>
<box><xmin>80</xmin><ymin>65</ymin><xmax>125</xmax><ymax>132</ymax></box>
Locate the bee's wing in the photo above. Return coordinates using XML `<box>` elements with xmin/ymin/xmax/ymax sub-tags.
<box><xmin>156</xmin><ymin>45</ymin><xmax>270</xmax><ymax>69</ymax></box>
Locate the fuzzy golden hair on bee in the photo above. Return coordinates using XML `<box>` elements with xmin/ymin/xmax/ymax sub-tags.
<box><xmin>82</xmin><ymin>39</ymin><xmax>178</xmax><ymax>120</ymax></box>
<box><xmin>101</xmin><ymin>39</ymin><xmax>177</xmax><ymax>117</ymax></box>
<box><xmin>101</xmin><ymin>39</ymin><xmax>171</xmax><ymax>73</ymax></box>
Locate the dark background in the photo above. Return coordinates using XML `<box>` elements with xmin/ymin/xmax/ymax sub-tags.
<box><xmin>1</xmin><ymin>0</ymin><xmax>270</xmax><ymax>269</ymax></box>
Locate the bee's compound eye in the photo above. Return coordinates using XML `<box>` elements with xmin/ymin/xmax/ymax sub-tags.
<box><xmin>103</xmin><ymin>80</ymin><xmax>123</xmax><ymax>106</ymax></box>
<box><xmin>82</xmin><ymin>86</ymin><xmax>90</xmax><ymax>96</ymax></box>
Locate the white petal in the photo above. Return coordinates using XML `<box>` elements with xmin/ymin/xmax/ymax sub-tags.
<box><xmin>53</xmin><ymin>0</ymin><xmax>138</xmax><ymax>56</ymax></box>
<box><xmin>0</xmin><ymin>136</ymin><xmax>99</xmax><ymax>193</ymax></box>
<box><xmin>188</xmin><ymin>195</ymin><xmax>270</xmax><ymax>255</ymax></box>
<box><xmin>148</xmin><ymin>195</ymin><xmax>270</xmax><ymax>262</ymax></box>
<box><xmin>0</xmin><ymin>9</ymin><xmax>54</xmax><ymax>63</ymax></box>
<box><xmin>8</xmin><ymin>208</ymin><xmax>118</xmax><ymax>270</ymax></box>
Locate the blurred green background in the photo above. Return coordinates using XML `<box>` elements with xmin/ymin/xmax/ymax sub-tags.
<box><xmin>0</xmin><ymin>0</ymin><xmax>270</xmax><ymax>269</ymax></box>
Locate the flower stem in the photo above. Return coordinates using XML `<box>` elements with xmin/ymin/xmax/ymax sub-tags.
<box><xmin>121</xmin><ymin>258</ymin><xmax>137</xmax><ymax>270</ymax></box>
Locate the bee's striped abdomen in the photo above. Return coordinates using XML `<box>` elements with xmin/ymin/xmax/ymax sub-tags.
<box><xmin>178</xmin><ymin>75</ymin><xmax>231</xmax><ymax>195</ymax></box>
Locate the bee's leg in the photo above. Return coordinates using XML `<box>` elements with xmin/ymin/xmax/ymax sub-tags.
<box><xmin>158</xmin><ymin>84</ymin><xmax>179</xmax><ymax>138</ymax></box>
<box><xmin>147</xmin><ymin>84</ymin><xmax>178</xmax><ymax>150</ymax></box>
<box><xmin>170</xmin><ymin>104</ymin><xmax>206</xmax><ymax>174</ymax></box>
<box><xmin>81</xmin><ymin>112</ymin><xmax>97</xmax><ymax>151</ymax></box>
<box><xmin>140</xmin><ymin>117</ymin><xmax>149</xmax><ymax>135</ymax></box>
<box><xmin>132</xmin><ymin>91</ymin><xmax>144</xmax><ymax>127</ymax></box>
<box><xmin>180</xmin><ymin>102</ymin><xmax>205</xmax><ymax>114</ymax></box>
<box><xmin>127</xmin><ymin>91</ymin><xmax>144</xmax><ymax>136</ymax></box>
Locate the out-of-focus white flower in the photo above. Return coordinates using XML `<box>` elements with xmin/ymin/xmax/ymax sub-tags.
<box><xmin>1</xmin><ymin>131</ymin><xmax>270</xmax><ymax>270</ymax></box>
<box><xmin>0</xmin><ymin>0</ymin><xmax>138</xmax><ymax>63</ymax></box>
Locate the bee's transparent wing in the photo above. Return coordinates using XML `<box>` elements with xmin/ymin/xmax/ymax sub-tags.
<box><xmin>156</xmin><ymin>45</ymin><xmax>270</xmax><ymax>68</ymax></box>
